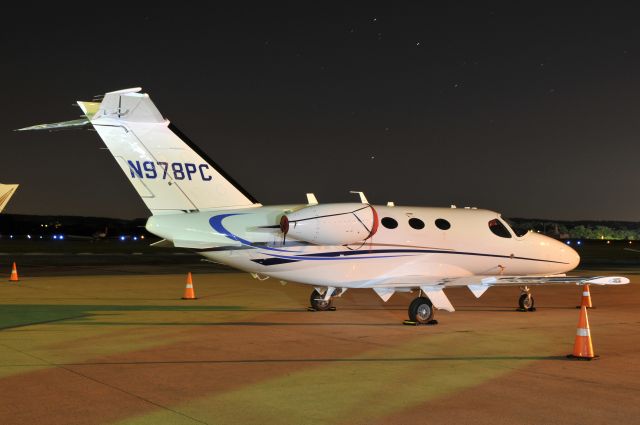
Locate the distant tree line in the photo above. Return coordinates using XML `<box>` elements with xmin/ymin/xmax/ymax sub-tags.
<box><xmin>508</xmin><ymin>219</ymin><xmax>640</xmax><ymax>240</ymax></box>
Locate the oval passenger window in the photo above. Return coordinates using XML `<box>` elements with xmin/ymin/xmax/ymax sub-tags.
<box><xmin>435</xmin><ymin>218</ymin><xmax>451</xmax><ymax>230</ymax></box>
<box><xmin>381</xmin><ymin>217</ymin><xmax>398</xmax><ymax>229</ymax></box>
<box><xmin>408</xmin><ymin>218</ymin><xmax>425</xmax><ymax>230</ymax></box>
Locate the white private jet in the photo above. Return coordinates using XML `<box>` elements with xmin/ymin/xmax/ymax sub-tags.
<box><xmin>18</xmin><ymin>88</ymin><xmax>629</xmax><ymax>324</ymax></box>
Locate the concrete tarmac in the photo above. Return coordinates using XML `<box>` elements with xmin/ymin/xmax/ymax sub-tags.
<box><xmin>0</xmin><ymin>267</ymin><xmax>638</xmax><ymax>424</ymax></box>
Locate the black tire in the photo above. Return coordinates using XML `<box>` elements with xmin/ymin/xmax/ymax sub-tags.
<box><xmin>310</xmin><ymin>289</ymin><xmax>333</xmax><ymax>311</ymax></box>
<box><xmin>518</xmin><ymin>293</ymin><xmax>535</xmax><ymax>310</ymax></box>
<box><xmin>408</xmin><ymin>297</ymin><xmax>434</xmax><ymax>323</ymax></box>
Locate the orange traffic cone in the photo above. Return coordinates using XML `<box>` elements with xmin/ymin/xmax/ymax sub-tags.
<box><xmin>182</xmin><ymin>272</ymin><xmax>197</xmax><ymax>300</ymax></box>
<box><xmin>9</xmin><ymin>262</ymin><xmax>19</xmax><ymax>282</ymax></box>
<box><xmin>567</xmin><ymin>305</ymin><xmax>599</xmax><ymax>360</ymax></box>
<box><xmin>576</xmin><ymin>284</ymin><xmax>593</xmax><ymax>308</ymax></box>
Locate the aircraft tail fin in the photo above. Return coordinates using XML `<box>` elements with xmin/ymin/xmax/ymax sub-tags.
<box><xmin>18</xmin><ymin>88</ymin><xmax>259</xmax><ymax>215</ymax></box>
<box><xmin>0</xmin><ymin>184</ymin><xmax>18</xmax><ymax>213</ymax></box>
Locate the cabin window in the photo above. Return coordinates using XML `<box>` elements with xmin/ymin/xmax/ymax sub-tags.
<box><xmin>381</xmin><ymin>217</ymin><xmax>398</xmax><ymax>229</ymax></box>
<box><xmin>488</xmin><ymin>219</ymin><xmax>512</xmax><ymax>238</ymax></box>
<box><xmin>435</xmin><ymin>218</ymin><xmax>451</xmax><ymax>230</ymax></box>
<box><xmin>409</xmin><ymin>218</ymin><xmax>425</xmax><ymax>230</ymax></box>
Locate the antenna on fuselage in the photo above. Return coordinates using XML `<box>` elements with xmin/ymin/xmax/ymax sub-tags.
<box><xmin>349</xmin><ymin>191</ymin><xmax>369</xmax><ymax>204</ymax></box>
<box><xmin>306</xmin><ymin>193</ymin><xmax>319</xmax><ymax>205</ymax></box>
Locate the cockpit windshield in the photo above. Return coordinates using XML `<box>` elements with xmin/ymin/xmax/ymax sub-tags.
<box><xmin>503</xmin><ymin>218</ymin><xmax>529</xmax><ymax>237</ymax></box>
<box><xmin>488</xmin><ymin>219</ymin><xmax>512</xmax><ymax>238</ymax></box>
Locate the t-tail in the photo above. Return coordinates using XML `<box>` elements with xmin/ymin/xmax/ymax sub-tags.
<box><xmin>17</xmin><ymin>88</ymin><xmax>260</xmax><ymax>215</ymax></box>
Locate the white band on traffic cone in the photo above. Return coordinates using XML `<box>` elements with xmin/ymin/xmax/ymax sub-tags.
<box><xmin>576</xmin><ymin>328</ymin><xmax>590</xmax><ymax>337</ymax></box>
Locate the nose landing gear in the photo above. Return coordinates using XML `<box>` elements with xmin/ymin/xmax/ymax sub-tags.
<box><xmin>308</xmin><ymin>288</ymin><xmax>344</xmax><ymax>311</ymax></box>
<box><xmin>517</xmin><ymin>286</ymin><xmax>536</xmax><ymax>312</ymax></box>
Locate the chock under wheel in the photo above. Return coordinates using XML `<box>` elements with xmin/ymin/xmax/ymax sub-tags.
<box><xmin>307</xmin><ymin>306</ymin><xmax>337</xmax><ymax>312</ymax></box>
<box><xmin>403</xmin><ymin>319</ymin><xmax>438</xmax><ymax>326</ymax></box>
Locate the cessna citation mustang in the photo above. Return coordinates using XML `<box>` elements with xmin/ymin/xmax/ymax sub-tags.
<box><xmin>18</xmin><ymin>88</ymin><xmax>629</xmax><ymax>324</ymax></box>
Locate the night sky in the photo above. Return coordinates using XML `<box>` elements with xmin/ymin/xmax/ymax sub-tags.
<box><xmin>3</xmin><ymin>4</ymin><xmax>640</xmax><ymax>220</ymax></box>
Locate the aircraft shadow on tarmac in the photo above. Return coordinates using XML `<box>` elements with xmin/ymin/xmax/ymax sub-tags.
<box><xmin>0</xmin><ymin>304</ymin><xmax>242</xmax><ymax>330</ymax></box>
<box><xmin>0</xmin><ymin>303</ymin><xmax>584</xmax><ymax>331</ymax></box>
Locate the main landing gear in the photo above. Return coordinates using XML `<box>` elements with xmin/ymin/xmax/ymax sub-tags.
<box><xmin>404</xmin><ymin>295</ymin><xmax>438</xmax><ymax>326</ymax></box>
<box><xmin>517</xmin><ymin>286</ymin><xmax>536</xmax><ymax>312</ymax></box>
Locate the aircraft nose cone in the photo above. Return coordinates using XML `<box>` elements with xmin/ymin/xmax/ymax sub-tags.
<box><xmin>532</xmin><ymin>233</ymin><xmax>580</xmax><ymax>272</ymax></box>
<box><xmin>559</xmin><ymin>240</ymin><xmax>580</xmax><ymax>270</ymax></box>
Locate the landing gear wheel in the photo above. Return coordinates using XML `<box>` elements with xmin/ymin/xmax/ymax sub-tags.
<box><xmin>407</xmin><ymin>297</ymin><xmax>436</xmax><ymax>324</ymax></box>
<box><xmin>309</xmin><ymin>289</ymin><xmax>333</xmax><ymax>311</ymax></box>
<box><xmin>518</xmin><ymin>293</ymin><xmax>536</xmax><ymax>311</ymax></box>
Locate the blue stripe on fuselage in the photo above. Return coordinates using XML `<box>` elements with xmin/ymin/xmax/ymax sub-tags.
<box><xmin>209</xmin><ymin>213</ymin><xmax>299</xmax><ymax>253</ymax></box>
<box><xmin>208</xmin><ymin>214</ymin><xmax>568</xmax><ymax>265</ymax></box>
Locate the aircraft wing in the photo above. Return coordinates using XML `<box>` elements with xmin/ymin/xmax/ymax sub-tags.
<box><xmin>367</xmin><ymin>274</ymin><xmax>629</xmax><ymax>312</ymax></box>
<box><xmin>439</xmin><ymin>274</ymin><xmax>628</xmax><ymax>287</ymax></box>
<box><xmin>0</xmin><ymin>184</ymin><xmax>19</xmax><ymax>212</ymax></box>
<box><xmin>370</xmin><ymin>274</ymin><xmax>628</xmax><ymax>288</ymax></box>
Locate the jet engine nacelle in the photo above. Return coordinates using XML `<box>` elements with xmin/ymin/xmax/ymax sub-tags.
<box><xmin>280</xmin><ymin>203</ymin><xmax>378</xmax><ymax>246</ymax></box>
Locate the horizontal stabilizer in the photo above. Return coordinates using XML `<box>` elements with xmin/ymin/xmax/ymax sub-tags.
<box><xmin>16</xmin><ymin>118</ymin><xmax>90</xmax><ymax>132</ymax></box>
<box><xmin>420</xmin><ymin>287</ymin><xmax>455</xmax><ymax>312</ymax></box>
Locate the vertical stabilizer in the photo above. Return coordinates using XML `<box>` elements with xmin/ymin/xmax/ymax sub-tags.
<box><xmin>17</xmin><ymin>88</ymin><xmax>259</xmax><ymax>215</ymax></box>
<box><xmin>0</xmin><ymin>184</ymin><xmax>18</xmax><ymax>213</ymax></box>
<box><xmin>76</xmin><ymin>88</ymin><xmax>259</xmax><ymax>215</ymax></box>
